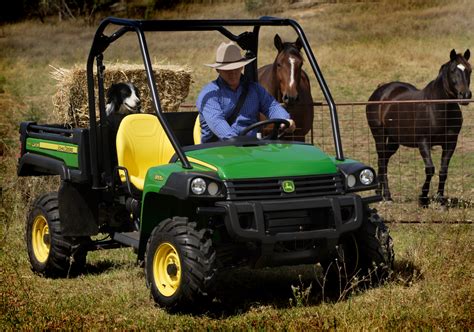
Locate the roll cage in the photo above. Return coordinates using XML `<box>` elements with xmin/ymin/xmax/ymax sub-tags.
<box><xmin>86</xmin><ymin>17</ymin><xmax>344</xmax><ymax>189</ymax></box>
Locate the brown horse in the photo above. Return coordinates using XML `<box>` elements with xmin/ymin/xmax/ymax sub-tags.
<box><xmin>258</xmin><ymin>34</ymin><xmax>313</xmax><ymax>142</ymax></box>
<box><xmin>366</xmin><ymin>49</ymin><xmax>471</xmax><ymax>207</ymax></box>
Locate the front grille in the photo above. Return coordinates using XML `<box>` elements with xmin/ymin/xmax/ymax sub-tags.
<box><xmin>264</xmin><ymin>208</ymin><xmax>336</xmax><ymax>234</ymax></box>
<box><xmin>225</xmin><ymin>173</ymin><xmax>344</xmax><ymax>200</ymax></box>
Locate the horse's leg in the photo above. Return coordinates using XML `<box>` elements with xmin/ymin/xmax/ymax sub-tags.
<box><xmin>436</xmin><ymin>141</ymin><xmax>458</xmax><ymax>206</ymax></box>
<box><xmin>376</xmin><ymin>137</ymin><xmax>399</xmax><ymax>201</ymax></box>
<box><xmin>374</xmin><ymin>138</ymin><xmax>384</xmax><ymax>197</ymax></box>
<box><xmin>417</xmin><ymin>140</ymin><xmax>435</xmax><ymax>207</ymax></box>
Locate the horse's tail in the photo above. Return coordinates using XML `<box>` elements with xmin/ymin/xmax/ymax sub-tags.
<box><xmin>366</xmin><ymin>84</ymin><xmax>391</xmax><ymax>128</ymax></box>
<box><xmin>366</xmin><ymin>103</ymin><xmax>385</xmax><ymax>128</ymax></box>
<box><xmin>367</xmin><ymin>82</ymin><xmax>417</xmax><ymax>128</ymax></box>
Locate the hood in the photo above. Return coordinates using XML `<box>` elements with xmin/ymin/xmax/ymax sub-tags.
<box><xmin>185</xmin><ymin>143</ymin><xmax>338</xmax><ymax>180</ymax></box>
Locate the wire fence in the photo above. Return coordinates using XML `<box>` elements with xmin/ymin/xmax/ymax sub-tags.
<box><xmin>311</xmin><ymin>99</ymin><xmax>473</xmax><ymax>223</ymax></box>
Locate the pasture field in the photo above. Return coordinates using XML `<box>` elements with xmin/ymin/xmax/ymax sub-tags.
<box><xmin>1</xmin><ymin>0</ymin><xmax>473</xmax><ymax>329</ymax></box>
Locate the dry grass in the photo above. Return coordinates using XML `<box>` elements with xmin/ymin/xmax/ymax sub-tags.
<box><xmin>0</xmin><ymin>0</ymin><xmax>473</xmax><ymax>329</ymax></box>
<box><xmin>1</xmin><ymin>222</ymin><xmax>472</xmax><ymax>329</ymax></box>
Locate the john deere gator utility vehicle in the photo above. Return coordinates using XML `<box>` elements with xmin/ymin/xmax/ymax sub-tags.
<box><xmin>18</xmin><ymin>17</ymin><xmax>394</xmax><ymax>310</ymax></box>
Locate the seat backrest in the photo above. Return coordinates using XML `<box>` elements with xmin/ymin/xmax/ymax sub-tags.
<box><xmin>193</xmin><ymin>115</ymin><xmax>201</xmax><ymax>144</ymax></box>
<box><xmin>116</xmin><ymin>114</ymin><xmax>174</xmax><ymax>190</ymax></box>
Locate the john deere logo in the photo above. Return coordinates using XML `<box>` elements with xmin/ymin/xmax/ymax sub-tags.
<box><xmin>282</xmin><ymin>180</ymin><xmax>295</xmax><ymax>193</ymax></box>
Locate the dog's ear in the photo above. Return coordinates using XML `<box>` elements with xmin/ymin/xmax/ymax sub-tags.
<box><xmin>106</xmin><ymin>83</ymin><xmax>119</xmax><ymax>104</ymax></box>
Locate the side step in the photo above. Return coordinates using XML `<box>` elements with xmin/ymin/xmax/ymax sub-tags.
<box><xmin>113</xmin><ymin>231</ymin><xmax>140</xmax><ymax>249</ymax></box>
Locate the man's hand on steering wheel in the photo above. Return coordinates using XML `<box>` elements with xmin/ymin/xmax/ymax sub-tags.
<box><xmin>240</xmin><ymin>118</ymin><xmax>294</xmax><ymax>140</ymax></box>
<box><xmin>282</xmin><ymin>119</ymin><xmax>296</xmax><ymax>134</ymax></box>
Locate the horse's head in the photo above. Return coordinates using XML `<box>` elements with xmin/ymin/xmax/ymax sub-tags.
<box><xmin>446</xmin><ymin>49</ymin><xmax>471</xmax><ymax>105</ymax></box>
<box><xmin>273</xmin><ymin>34</ymin><xmax>304</xmax><ymax>105</ymax></box>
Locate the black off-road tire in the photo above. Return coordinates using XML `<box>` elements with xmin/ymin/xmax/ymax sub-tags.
<box><xmin>26</xmin><ymin>192</ymin><xmax>88</xmax><ymax>277</ymax></box>
<box><xmin>355</xmin><ymin>207</ymin><xmax>394</xmax><ymax>282</ymax></box>
<box><xmin>320</xmin><ymin>208</ymin><xmax>394</xmax><ymax>296</ymax></box>
<box><xmin>145</xmin><ymin>217</ymin><xmax>217</xmax><ymax>311</ymax></box>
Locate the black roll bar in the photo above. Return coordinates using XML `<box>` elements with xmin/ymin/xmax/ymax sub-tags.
<box><xmin>86</xmin><ymin>17</ymin><xmax>344</xmax><ymax>189</ymax></box>
<box><xmin>135</xmin><ymin>28</ymin><xmax>193</xmax><ymax>170</ymax></box>
<box><xmin>284</xmin><ymin>18</ymin><xmax>344</xmax><ymax>161</ymax></box>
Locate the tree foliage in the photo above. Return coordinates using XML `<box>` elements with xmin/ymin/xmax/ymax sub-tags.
<box><xmin>0</xmin><ymin>0</ymin><xmax>220</xmax><ymax>23</ymax></box>
<box><xmin>1</xmin><ymin>0</ymin><xmax>116</xmax><ymax>23</ymax></box>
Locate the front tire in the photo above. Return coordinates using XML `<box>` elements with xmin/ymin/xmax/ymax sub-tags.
<box><xmin>26</xmin><ymin>192</ymin><xmax>88</xmax><ymax>277</ymax></box>
<box><xmin>145</xmin><ymin>217</ymin><xmax>216</xmax><ymax>311</ymax></box>
<box><xmin>355</xmin><ymin>208</ymin><xmax>394</xmax><ymax>281</ymax></box>
<box><xmin>320</xmin><ymin>208</ymin><xmax>394</xmax><ymax>296</ymax></box>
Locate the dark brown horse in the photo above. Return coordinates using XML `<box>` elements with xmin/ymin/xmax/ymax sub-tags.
<box><xmin>258</xmin><ymin>34</ymin><xmax>313</xmax><ymax>142</ymax></box>
<box><xmin>366</xmin><ymin>49</ymin><xmax>471</xmax><ymax>207</ymax></box>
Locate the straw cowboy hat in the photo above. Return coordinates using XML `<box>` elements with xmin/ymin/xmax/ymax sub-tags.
<box><xmin>205</xmin><ymin>42</ymin><xmax>256</xmax><ymax>70</ymax></box>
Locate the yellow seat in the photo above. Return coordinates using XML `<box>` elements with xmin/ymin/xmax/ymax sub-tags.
<box><xmin>193</xmin><ymin>114</ymin><xmax>201</xmax><ymax>144</ymax></box>
<box><xmin>116</xmin><ymin>114</ymin><xmax>174</xmax><ymax>190</ymax></box>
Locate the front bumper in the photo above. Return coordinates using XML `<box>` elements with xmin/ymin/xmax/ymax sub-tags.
<box><xmin>198</xmin><ymin>194</ymin><xmax>381</xmax><ymax>267</ymax></box>
<box><xmin>216</xmin><ymin>194</ymin><xmax>372</xmax><ymax>243</ymax></box>
<box><xmin>198</xmin><ymin>194</ymin><xmax>381</xmax><ymax>243</ymax></box>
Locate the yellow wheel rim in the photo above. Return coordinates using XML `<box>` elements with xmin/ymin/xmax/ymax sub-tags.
<box><xmin>153</xmin><ymin>242</ymin><xmax>181</xmax><ymax>297</ymax></box>
<box><xmin>32</xmin><ymin>215</ymin><xmax>50</xmax><ymax>263</ymax></box>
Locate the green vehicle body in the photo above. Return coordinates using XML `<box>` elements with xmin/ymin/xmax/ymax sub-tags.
<box><xmin>20</xmin><ymin>135</ymin><xmax>371</xmax><ymax>259</ymax></box>
<box><xmin>139</xmin><ymin>143</ymin><xmax>354</xmax><ymax>249</ymax></box>
<box><xmin>25</xmin><ymin>137</ymin><xmax>80</xmax><ymax>168</ymax></box>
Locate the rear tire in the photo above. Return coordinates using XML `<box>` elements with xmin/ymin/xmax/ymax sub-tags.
<box><xmin>145</xmin><ymin>217</ymin><xmax>216</xmax><ymax>311</ymax></box>
<box><xmin>26</xmin><ymin>192</ymin><xmax>88</xmax><ymax>277</ymax></box>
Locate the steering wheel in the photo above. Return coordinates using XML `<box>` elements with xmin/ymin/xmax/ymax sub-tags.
<box><xmin>240</xmin><ymin>119</ymin><xmax>290</xmax><ymax>140</ymax></box>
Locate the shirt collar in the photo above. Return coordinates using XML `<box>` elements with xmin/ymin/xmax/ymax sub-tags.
<box><xmin>216</xmin><ymin>75</ymin><xmax>246</xmax><ymax>92</ymax></box>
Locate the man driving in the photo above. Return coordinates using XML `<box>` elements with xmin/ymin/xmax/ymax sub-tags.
<box><xmin>196</xmin><ymin>41</ymin><xmax>296</xmax><ymax>143</ymax></box>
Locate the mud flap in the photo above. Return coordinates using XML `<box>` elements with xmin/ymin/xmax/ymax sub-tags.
<box><xmin>58</xmin><ymin>181</ymin><xmax>99</xmax><ymax>236</ymax></box>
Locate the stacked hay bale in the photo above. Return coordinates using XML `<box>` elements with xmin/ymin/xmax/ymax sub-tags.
<box><xmin>51</xmin><ymin>64</ymin><xmax>193</xmax><ymax>127</ymax></box>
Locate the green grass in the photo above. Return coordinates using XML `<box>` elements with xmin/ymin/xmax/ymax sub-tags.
<box><xmin>0</xmin><ymin>0</ymin><xmax>473</xmax><ymax>329</ymax></box>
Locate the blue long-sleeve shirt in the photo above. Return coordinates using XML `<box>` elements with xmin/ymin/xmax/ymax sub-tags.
<box><xmin>196</xmin><ymin>76</ymin><xmax>290</xmax><ymax>142</ymax></box>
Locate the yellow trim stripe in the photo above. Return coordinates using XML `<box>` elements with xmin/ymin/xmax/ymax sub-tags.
<box><xmin>187</xmin><ymin>157</ymin><xmax>218</xmax><ymax>171</ymax></box>
<box><xmin>38</xmin><ymin>142</ymin><xmax>78</xmax><ymax>154</ymax></box>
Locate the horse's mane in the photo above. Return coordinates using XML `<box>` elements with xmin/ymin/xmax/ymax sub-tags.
<box><xmin>281</xmin><ymin>43</ymin><xmax>302</xmax><ymax>57</ymax></box>
<box><xmin>438</xmin><ymin>54</ymin><xmax>471</xmax><ymax>75</ymax></box>
<box><xmin>431</xmin><ymin>54</ymin><xmax>470</xmax><ymax>98</ymax></box>
<box><xmin>438</xmin><ymin>62</ymin><xmax>448</xmax><ymax>74</ymax></box>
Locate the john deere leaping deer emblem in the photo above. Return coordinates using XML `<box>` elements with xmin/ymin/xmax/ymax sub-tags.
<box><xmin>282</xmin><ymin>180</ymin><xmax>295</xmax><ymax>193</ymax></box>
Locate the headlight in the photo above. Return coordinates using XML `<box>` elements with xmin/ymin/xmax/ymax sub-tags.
<box><xmin>359</xmin><ymin>169</ymin><xmax>374</xmax><ymax>185</ymax></box>
<box><xmin>207</xmin><ymin>182</ymin><xmax>219</xmax><ymax>196</ymax></box>
<box><xmin>347</xmin><ymin>174</ymin><xmax>357</xmax><ymax>188</ymax></box>
<box><xmin>190</xmin><ymin>177</ymin><xmax>206</xmax><ymax>195</ymax></box>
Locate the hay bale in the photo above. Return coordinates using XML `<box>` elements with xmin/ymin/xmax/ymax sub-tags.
<box><xmin>51</xmin><ymin>64</ymin><xmax>192</xmax><ymax>127</ymax></box>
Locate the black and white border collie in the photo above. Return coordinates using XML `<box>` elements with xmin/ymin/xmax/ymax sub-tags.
<box><xmin>106</xmin><ymin>82</ymin><xmax>141</xmax><ymax>116</ymax></box>
<box><xmin>105</xmin><ymin>82</ymin><xmax>141</xmax><ymax>133</ymax></box>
